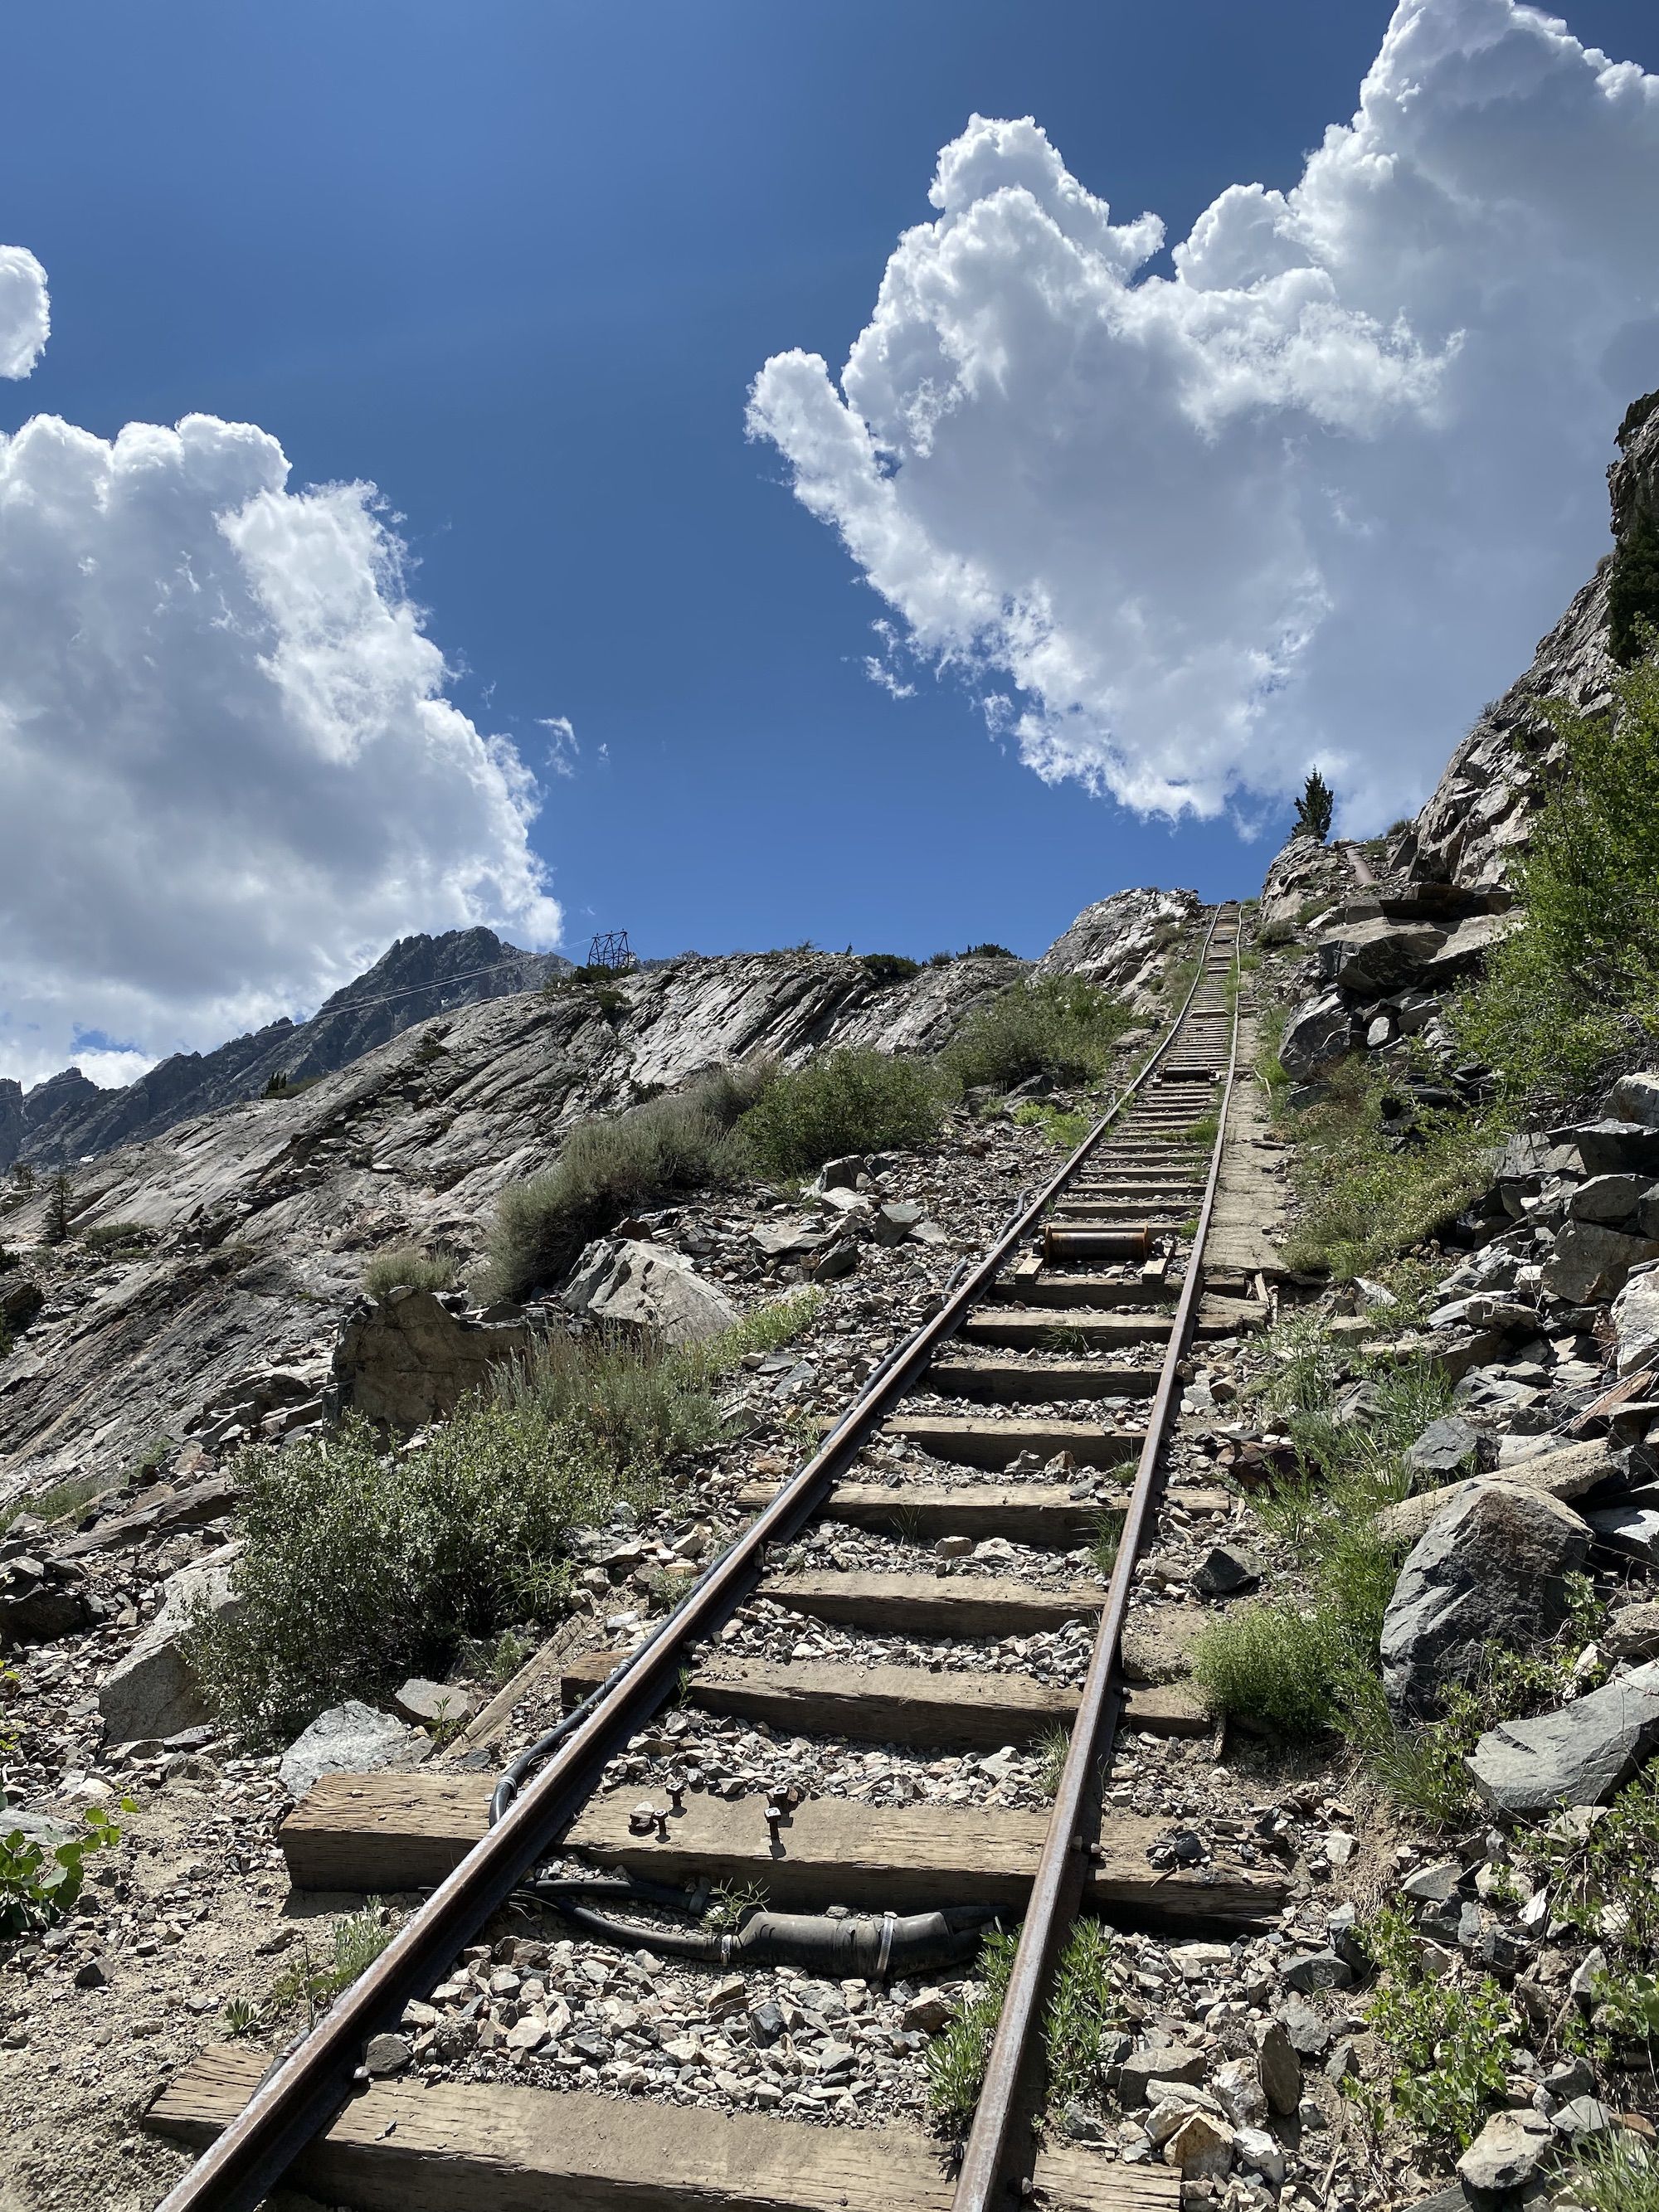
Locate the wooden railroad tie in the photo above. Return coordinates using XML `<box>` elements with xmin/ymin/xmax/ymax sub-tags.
<box><xmin>279</xmin><ymin>1772</ymin><xmax>1286</xmax><ymax>1920</ymax></box>
<box><xmin>148</xmin><ymin>2044</ymin><xmax>1184</xmax><ymax>2212</ymax></box>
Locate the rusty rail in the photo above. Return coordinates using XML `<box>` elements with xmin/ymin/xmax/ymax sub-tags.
<box><xmin>950</xmin><ymin>916</ymin><xmax>1243</xmax><ymax>2212</ymax></box>
<box><xmin>153</xmin><ymin>908</ymin><xmax>1230</xmax><ymax>2212</ymax></box>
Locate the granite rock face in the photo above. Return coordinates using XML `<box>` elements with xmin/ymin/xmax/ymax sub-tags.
<box><xmin>330</xmin><ymin>1289</ymin><xmax>535</xmax><ymax>1428</ymax></box>
<box><xmin>0</xmin><ymin>902</ymin><xmax>1191</xmax><ymax>1504</ymax></box>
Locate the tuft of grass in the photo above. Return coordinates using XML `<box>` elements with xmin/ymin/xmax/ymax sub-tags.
<box><xmin>482</xmin><ymin>1062</ymin><xmax>768</xmax><ymax>1301</ymax></box>
<box><xmin>1574</xmin><ymin>2137</ymin><xmax>1659</xmax><ymax>2212</ymax></box>
<box><xmin>737</xmin><ymin>1048</ymin><xmax>947</xmax><ymax>1178</ymax></box>
<box><xmin>1044</xmin><ymin>1918</ymin><xmax>1117</xmax><ymax>2112</ymax></box>
<box><xmin>1034</xmin><ymin>1725</ymin><xmax>1070</xmax><ymax>1800</ymax></box>
<box><xmin>268</xmin><ymin>1903</ymin><xmax>396</xmax><ymax>2025</ymax></box>
<box><xmin>941</xmin><ymin>974</ymin><xmax>1134</xmax><ymax>1094</ymax></box>
<box><xmin>1091</xmin><ymin>1509</ymin><xmax>1125</xmax><ymax>1579</ymax></box>
<box><xmin>1277</xmin><ymin>1061</ymin><xmax>1496</xmax><ymax>1280</ymax></box>
<box><xmin>926</xmin><ymin>1928</ymin><xmax>1018</xmax><ymax>2132</ymax></box>
<box><xmin>1010</xmin><ymin>1100</ymin><xmax>1095</xmax><ymax>1150</ymax></box>
<box><xmin>693</xmin><ymin>1289</ymin><xmax>824</xmax><ymax>1377</ymax></box>
<box><xmin>10</xmin><ymin>1468</ymin><xmax>111</xmax><ymax>1530</ymax></box>
<box><xmin>362</xmin><ymin>1246</ymin><xmax>459</xmax><ymax>1302</ymax></box>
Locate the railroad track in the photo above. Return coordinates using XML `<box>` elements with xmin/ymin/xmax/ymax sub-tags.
<box><xmin>148</xmin><ymin>904</ymin><xmax>1264</xmax><ymax>2212</ymax></box>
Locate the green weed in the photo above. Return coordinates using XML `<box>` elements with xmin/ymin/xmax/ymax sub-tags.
<box><xmin>1044</xmin><ymin>1918</ymin><xmax>1117</xmax><ymax>2111</ymax></box>
<box><xmin>738</xmin><ymin>1048</ymin><xmax>946</xmax><ymax>1177</ymax></box>
<box><xmin>268</xmin><ymin>1903</ymin><xmax>396</xmax><ymax>2025</ymax></box>
<box><xmin>926</xmin><ymin>1928</ymin><xmax>1018</xmax><ymax>2132</ymax></box>
<box><xmin>942</xmin><ymin>974</ymin><xmax>1134</xmax><ymax>1094</ymax></box>
<box><xmin>482</xmin><ymin>1062</ymin><xmax>768</xmax><ymax>1300</ymax></box>
<box><xmin>1350</xmin><ymin>1906</ymin><xmax>1516</xmax><ymax>2150</ymax></box>
<box><xmin>362</xmin><ymin>1246</ymin><xmax>459</xmax><ymax>1301</ymax></box>
<box><xmin>0</xmin><ymin>1802</ymin><xmax>126</xmax><ymax>1937</ymax></box>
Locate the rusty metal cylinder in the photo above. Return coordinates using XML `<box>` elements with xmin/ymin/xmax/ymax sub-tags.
<box><xmin>1043</xmin><ymin>1222</ymin><xmax>1151</xmax><ymax>1263</ymax></box>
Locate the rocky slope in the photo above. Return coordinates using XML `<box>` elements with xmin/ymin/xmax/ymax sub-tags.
<box><xmin>0</xmin><ymin>893</ymin><xmax>1187</xmax><ymax>1507</ymax></box>
<box><xmin>0</xmin><ymin>926</ymin><xmax>572</xmax><ymax>1174</ymax></box>
<box><xmin>1394</xmin><ymin>388</ymin><xmax>1659</xmax><ymax>894</ymax></box>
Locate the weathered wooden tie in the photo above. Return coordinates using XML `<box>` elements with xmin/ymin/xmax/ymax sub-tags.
<box><xmin>147</xmin><ymin>2045</ymin><xmax>1183</xmax><ymax>2212</ymax></box>
<box><xmin>279</xmin><ymin>1774</ymin><xmax>1285</xmax><ymax>1918</ymax></box>
<box><xmin>883</xmin><ymin>1413</ymin><xmax>1141</xmax><ymax>1467</ymax></box>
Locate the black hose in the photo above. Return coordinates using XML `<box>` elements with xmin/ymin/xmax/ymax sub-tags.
<box><xmin>517</xmin><ymin>1889</ymin><xmax>999</xmax><ymax>1977</ymax></box>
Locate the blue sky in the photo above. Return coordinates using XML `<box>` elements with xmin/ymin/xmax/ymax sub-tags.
<box><xmin>2</xmin><ymin>1</ymin><xmax>1658</xmax><ymax>1082</ymax></box>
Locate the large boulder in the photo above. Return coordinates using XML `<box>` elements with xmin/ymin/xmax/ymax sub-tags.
<box><xmin>278</xmin><ymin>1700</ymin><xmax>429</xmax><ymax>1799</ymax></box>
<box><xmin>1316</xmin><ymin>917</ymin><xmax>1447</xmax><ymax>994</ymax></box>
<box><xmin>1467</xmin><ymin>1661</ymin><xmax>1659</xmax><ymax>1816</ymax></box>
<box><xmin>97</xmin><ymin>1541</ymin><xmax>242</xmax><ymax>1743</ymax></box>
<box><xmin>1542</xmin><ymin>1221</ymin><xmax>1659</xmax><ymax>1305</ymax></box>
<box><xmin>1608</xmin><ymin>1072</ymin><xmax>1659</xmax><ymax>1129</ymax></box>
<box><xmin>1612</xmin><ymin>1264</ymin><xmax>1659</xmax><ymax>1375</ymax></box>
<box><xmin>1378</xmin><ymin>1438</ymin><xmax>1617</xmax><ymax>1548</ymax></box>
<box><xmin>563</xmin><ymin>1237</ymin><xmax>739</xmax><ymax>1347</ymax></box>
<box><xmin>1566</xmin><ymin>1121</ymin><xmax>1659</xmax><ymax>1177</ymax></box>
<box><xmin>1278</xmin><ymin>992</ymin><xmax>1355</xmax><ymax>1081</ymax></box>
<box><xmin>330</xmin><ymin>1288</ymin><xmax>533</xmax><ymax>1428</ymax></box>
<box><xmin>1379</xmin><ymin>1482</ymin><xmax>1589</xmax><ymax>1722</ymax></box>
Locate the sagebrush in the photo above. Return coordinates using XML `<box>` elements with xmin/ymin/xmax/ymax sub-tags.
<box><xmin>737</xmin><ymin>1048</ymin><xmax>946</xmax><ymax>1177</ymax></box>
<box><xmin>941</xmin><ymin>974</ymin><xmax>1134</xmax><ymax>1093</ymax></box>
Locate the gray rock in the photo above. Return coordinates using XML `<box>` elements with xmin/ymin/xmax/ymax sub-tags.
<box><xmin>392</xmin><ymin>1677</ymin><xmax>476</xmax><ymax>1728</ymax></box>
<box><xmin>1256</xmin><ymin>2019</ymin><xmax>1301</xmax><ymax>2117</ymax></box>
<box><xmin>1380</xmin><ymin>1482</ymin><xmax>1589</xmax><ymax>1722</ymax></box>
<box><xmin>1282</xmin><ymin>1950</ymin><xmax>1352</xmax><ymax>1994</ymax></box>
<box><xmin>1118</xmin><ymin>2044</ymin><xmax>1204</xmax><ymax>2104</ymax></box>
<box><xmin>1278</xmin><ymin>991</ymin><xmax>1355</xmax><ymax>1081</ymax></box>
<box><xmin>1467</xmin><ymin>1660</ymin><xmax>1659</xmax><ymax>1815</ymax></box>
<box><xmin>1317</xmin><ymin>917</ymin><xmax>1447</xmax><ymax>994</ymax></box>
<box><xmin>363</xmin><ymin>2032</ymin><xmax>411</xmax><ymax>2077</ymax></box>
<box><xmin>1605</xmin><ymin>1600</ymin><xmax>1659</xmax><ymax>1664</ymax></box>
<box><xmin>1407</xmin><ymin>1417</ymin><xmax>1483</xmax><ymax>1480</ymax></box>
<box><xmin>1542</xmin><ymin>1220</ymin><xmax>1659</xmax><ymax>1305</ymax></box>
<box><xmin>1401</xmin><ymin>1860</ymin><xmax>1462</xmax><ymax>1903</ymax></box>
<box><xmin>0</xmin><ymin>1807</ymin><xmax>75</xmax><ymax>1852</ymax></box>
<box><xmin>873</xmin><ymin>1200</ymin><xmax>924</xmax><ymax>1247</ymax></box>
<box><xmin>1275</xmin><ymin>1997</ymin><xmax>1331</xmax><ymax>2057</ymax></box>
<box><xmin>1612</xmin><ymin>1266</ymin><xmax>1659</xmax><ymax>1376</ymax></box>
<box><xmin>331</xmin><ymin>1288</ymin><xmax>533</xmax><ymax>1429</ymax></box>
<box><xmin>1569</xmin><ymin>1175</ymin><xmax>1652</xmax><ymax>1225</ymax></box>
<box><xmin>1608</xmin><ymin>1073</ymin><xmax>1659</xmax><ymax>1130</ymax></box>
<box><xmin>1551</xmin><ymin>2097</ymin><xmax>1615</xmax><ymax>2138</ymax></box>
<box><xmin>279</xmin><ymin>1699</ymin><xmax>429</xmax><ymax>1799</ymax></box>
<box><xmin>1588</xmin><ymin>1505</ymin><xmax>1659</xmax><ymax>1567</ymax></box>
<box><xmin>1568</xmin><ymin>1121</ymin><xmax>1659</xmax><ymax>1178</ymax></box>
<box><xmin>1377</xmin><ymin>1438</ymin><xmax>1617</xmax><ymax>1547</ymax></box>
<box><xmin>1192</xmin><ymin>1543</ymin><xmax>1261</xmax><ymax>1596</ymax></box>
<box><xmin>563</xmin><ymin>1237</ymin><xmax>739</xmax><ymax>1347</ymax></box>
<box><xmin>1457</xmin><ymin>2108</ymin><xmax>1554</xmax><ymax>2193</ymax></box>
<box><xmin>97</xmin><ymin>1542</ymin><xmax>241</xmax><ymax>1743</ymax></box>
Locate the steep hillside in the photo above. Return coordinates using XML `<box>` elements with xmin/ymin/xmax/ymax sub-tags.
<box><xmin>0</xmin><ymin>892</ymin><xmax>1193</xmax><ymax>1504</ymax></box>
<box><xmin>0</xmin><ymin>926</ymin><xmax>572</xmax><ymax>1174</ymax></box>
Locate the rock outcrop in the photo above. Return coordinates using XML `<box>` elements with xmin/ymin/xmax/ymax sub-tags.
<box><xmin>1395</xmin><ymin>390</ymin><xmax>1659</xmax><ymax>895</ymax></box>
<box><xmin>0</xmin><ymin>926</ymin><xmax>572</xmax><ymax>1174</ymax></box>
<box><xmin>0</xmin><ymin>902</ymin><xmax>1194</xmax><ymax>1504</ymax></box>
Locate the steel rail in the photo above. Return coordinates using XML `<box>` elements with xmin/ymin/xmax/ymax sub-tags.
<box><xmin>949</xmin><ymin>911</ymin><xmax>1243</xmax><ymax>2212</ymax></box>
<box><xmin>153</xmin><ymin>908</ymin><xmax>1226</xmax><ymax>2212</ymax></box>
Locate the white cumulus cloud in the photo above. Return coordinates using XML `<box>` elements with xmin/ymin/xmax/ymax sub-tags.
<box><xmin>0</xmin><ymin>259</ymin><xmax>562</xmax><ymax>1090</ymax></box>
<box><xmin>748</xmin><ymin>0</ymin><xmax>1659</xmax><ymax>829</ymax></box>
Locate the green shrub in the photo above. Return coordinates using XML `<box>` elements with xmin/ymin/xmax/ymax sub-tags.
<box><xmin>941</xmin><ymin>974</ymin><xmax>1133</xmax><ymax>1093</ymax></box>
<box><xmin>961</xmin><ymin>942</ymin><xmax>1016</xmax><ymax>960</ymax></box>
<box><xmin>1352</xmin><ymin>1906</ymin><xmax>1517</xmax><ymax>2149</ymax></box>
<box><xmin>362</xmin><ymin>1247</ymin><xmax>459</xmax><ymax>1301</ymax></box>
<box><xmin>1044</xmin><ymin>1918</ymin><xmax>1118</xmax><ymax>2111</ymax></box>
<box><xmin>1609</xmin><ymin>518</ymin><xmax>1659</xmax><ymax>666</ymax></box>
<box><xmin>1452</xmin><ymin>646</ymin><xmax>1659</xmax><ymax>1115</ymax></box>
<box><xmin>858</xmin><ymin>952</ymin><xmax>921</xmax><ymax>987</ymax></box>
<box><xmin>187</xmin><ymin>1365</ymin><xmax>687</xmax><ymax>1740</ymax></box>
<box><xmin>737</xmin><ymin>1048</ymin><xmax>946</xmax><ymax>1177</ymax></box>
<box><xmin>266</xmin><ymin>1901</ymin><xmax>395</xmax><ymax>2025</ymax></box>
<box><xmin>0</xmin><ymin>1801</ymin><xmax>124</xmax><ymax>1937</ymax></box>
<box><xmin>1278</xmin><ymin>1062</ymin><xmax>1496</xmax><ymax>1279</ymax></box>
<box><xmin>1010</xmin><ymin>1100</ymin><xmax>1094</xmax><ymax>1150</ymax></box>
<box><xmin>481</xmin><ymin>1062</ymin><xmax>767</xmax><ymax>1300</ymax></box>
<box><xmin>495</xmin><ymin>1327</ymin><xmax>719</xmax><ymax>1480</ymax></box>
<box><xmin>81</xmin><ymin>1220</ymin><xmax>156</xmax><ymax>1253</ymax></box>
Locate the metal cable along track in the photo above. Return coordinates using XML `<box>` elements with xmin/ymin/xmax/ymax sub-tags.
<box><xmin>152</xmin><ymin>906</ymin><xmax>1244</xmax><ymax>2212</ymax></box>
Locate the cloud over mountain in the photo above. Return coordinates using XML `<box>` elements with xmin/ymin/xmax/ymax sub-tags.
<box><xmin>0</xmin><ymin>261</ymin><xmax>561</xmax><ymax>1089</ymax></box>
<box><xmin>749</xmin><ymin>0</ymin><xmax>1659</xmax><ymax>831</ymax></box>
